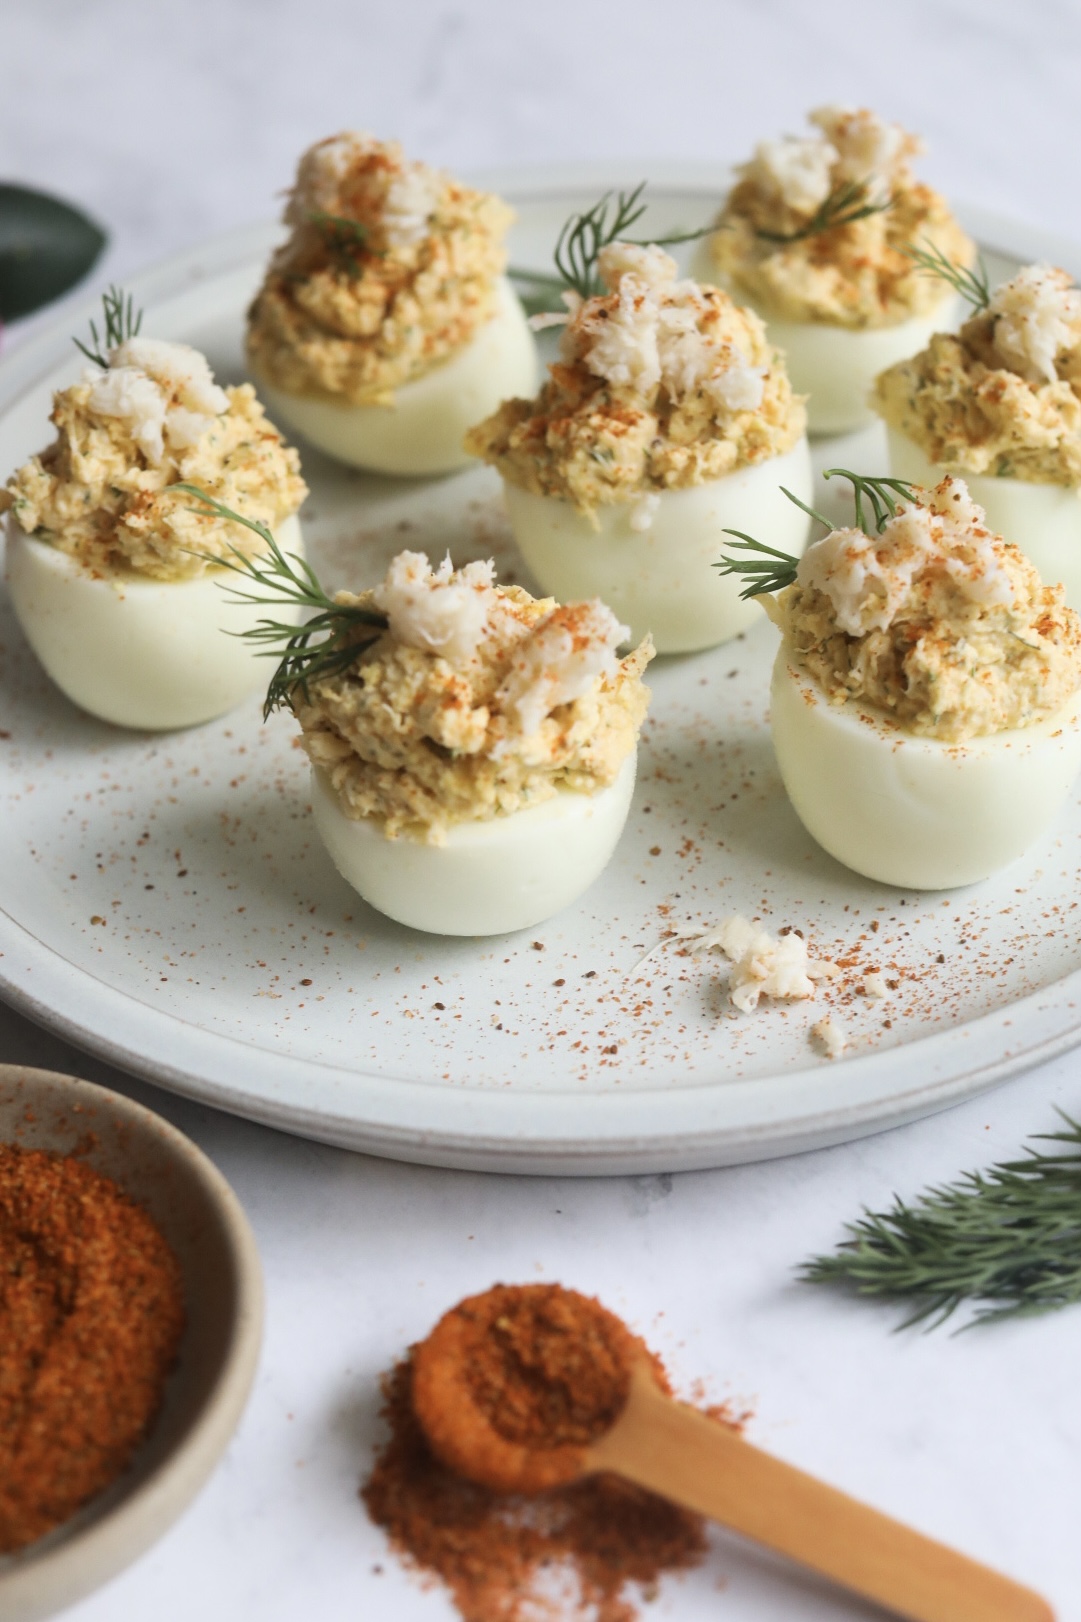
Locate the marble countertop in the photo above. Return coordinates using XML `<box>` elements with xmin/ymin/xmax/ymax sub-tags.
<box><xmin>3</xmin><ymin>1</ymin><xmax>1081</xmax><ymax>1616</ymax></box>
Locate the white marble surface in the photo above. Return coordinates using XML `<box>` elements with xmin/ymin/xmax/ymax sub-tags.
<box><xmin>3</xmin><ymin>0</ymin><xmax>1081</xmax><ymax>1616</ymax></box>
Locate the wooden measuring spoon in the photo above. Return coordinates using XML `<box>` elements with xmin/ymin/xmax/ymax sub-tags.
<box><xmin>412</xmin><ymin>1286</ymin><xmax>1054</xmax><ymax>1622</ymax></box>
<box><xmin>586</xmin><ymin>1359</ymin><xmax>1052</xmax><ymax>1622</ymax></box>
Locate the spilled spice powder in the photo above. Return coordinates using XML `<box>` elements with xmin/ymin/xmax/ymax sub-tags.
<box><xmin>0</xmin><ymin>1142</ymin><xmax>185</xmax><ymax>1552</ymax></box>
<box><xmin>363</xmin><ymin>1284</ymin><xmax>748</xmax><ymax>1622</ymax></box>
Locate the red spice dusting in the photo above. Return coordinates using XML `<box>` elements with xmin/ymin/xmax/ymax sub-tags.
<box><xmin>0</xmin><ymin>1143</ymin><xmax>185</xmax><ymax>1552</ymax></box>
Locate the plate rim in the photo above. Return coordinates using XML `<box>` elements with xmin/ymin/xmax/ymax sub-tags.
<box><xmin>3</xmin><ymin>163</ymin><xmax>1081</xmax><ymax>1174</ymax></box>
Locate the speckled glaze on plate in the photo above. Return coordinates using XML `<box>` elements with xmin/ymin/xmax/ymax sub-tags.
<box><xmin>0</xmin><ymin>1065</ymin><xmax>263</xmax><ymax>1622</ymax></box>
<box><xmin>2</xmin><ymin>167</ymin><xmax>1081</xmax><ymax>1174</ymax></box>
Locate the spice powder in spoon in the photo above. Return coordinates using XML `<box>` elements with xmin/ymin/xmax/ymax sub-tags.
<box><xmin>362</xmin><ymin>1282</ymin><xmax>747</xmax><ymax>1622</ymax></box>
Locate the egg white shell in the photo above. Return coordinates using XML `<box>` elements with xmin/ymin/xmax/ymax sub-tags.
<box><xmin>5</xmin><ymin>513</ymin><xmax>304</xmax><ymax>731</ymax></box>
<box><xmin>502</xmin><ymin>438</ymin><xmax>813</xmax><ymax>654</ymax></box>
<box><xmin>886</xmin><ymin>425</ymin><xmax>1081</xmax><ymax>609</ymax></box>
<box><xmin>764</xmin><ymin>296</ymin><xmax>964</xmax><ymax>437</ymax></box>
<box><xmin>690</xmin><ymin>243</ymin><xmax>962</xmax><ymax>435</ymax></box>
<box><xmin>770</xmin><ymin>651</ymin><xmax>1081</xmax><ymax>889</ymax></box>
<box><xmin>250</xmin><ymin>278</ymin><xmax>537</xmax><ymax>476</ymax></box>
<box><xmin>310</xmin><ymin>753</ymin><xmax>637</xmax><ymax>936</ymax></box>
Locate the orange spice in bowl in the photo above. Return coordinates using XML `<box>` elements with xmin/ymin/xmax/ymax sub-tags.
<box><xmin>0</xmin><ymin>1142</ymin><xmax>184</xmax><ymax>1553</ymax></box>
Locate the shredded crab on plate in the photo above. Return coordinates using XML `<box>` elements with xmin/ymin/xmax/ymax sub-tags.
<box><xmin>810</xmin><ymin>1014</ymin><xmax>848</xmax><ymax>1059</ymax></box>
<box><xmin>690</xmin><ymin>914</ymin><xmax>840</xmax><ymax>1012</ymax></box>
<box><xmin>639</xmin><ymin>913</ymin><xmax>839</xmax><ymax>1013</ymax></box>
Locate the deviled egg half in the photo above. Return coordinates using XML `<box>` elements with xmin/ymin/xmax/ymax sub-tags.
<box><xmin>2</xmin><ymin>308</ymin><xmax>307</xmax><ymax>730</ymax></box>
<box><xmin>721</xmin><ymin>473</ymin><xmax>1081</xmax><ymax>889</ymax></box>
<box><xmin>245</xmin><ymin>132</ymin><xmax>536</xmax><ymax>476</ymax></box>
<box><xmin>875</xmin><ymin>263</ymin><xmax>1081</xmax><ymax>606</ymax></box>
<box><xmin>201</xmin><ymin>525</ymin><xmax>654</xmax><ymax>936</ymax></box>
<box><xmin>466</xmin><ymin>241</ymin><xmax>811</xmax><ymax>653</ymax></box>
<box><xmin>694</xmin><ymin>106</ymin><xmax>973</xmax><ymax>434</ymax></box>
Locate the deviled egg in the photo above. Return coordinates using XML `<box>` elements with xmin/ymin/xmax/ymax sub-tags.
<box><xmin>2</xmin><ymin>311</ymin><xmax>307</xmax><ymax>730</ymax></box>
<box><xmin>722</xmin><ymin>473</ymin><xmax>1081</xmax><ymax>888</ymax></box>
<box><xmin>208</xmin><ymin>535</ymin><xmax>653</xmax><ymax>936</ymax></box>
<box><xmin>694</xmin><ymin>107</ymin><xmax>973</xmax><ymax>434</ymax></box>
<box><xmin>245</xmin><ymin>133</ymin><xmax>536</xmax><ymax>475</ymax></box>
<box><xmin>875</xmin><ymin>263</ymin><xmax>1081</xmax><ymax>605</ymax></box>
<box><xmin>466</xmin><ymin>242</ymin><xmax>811</xmax><ymax>653</ymax></box>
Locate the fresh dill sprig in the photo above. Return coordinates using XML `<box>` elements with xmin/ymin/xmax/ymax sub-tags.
<box><xmin>902</xmin><ymin>239</ymin><xmax>992</xmax><ymax>314</ymax></box>
<box><xmin>715</xmin><ymin>469</ymin><xmax>917</xmax><ymax>599</ymax></box>
<box><xmin>73</xmin><ymin>284</ymin><xmax>143</xmax><ymax>368</ymax></box>
<box><xmin>823</xmin><ymin>467</ymin><xmax>917</xmax><ymax>535</ymax></box>
<box><xmin>755</xmin><ymin>179</ymin><xmax>891</xmax><ymax>245</ymax></box>
<box><xmin>509</xmin><ymin>182</ymin><xmax>713</xmax><ymax>308</ymax></box>
<box><xmin>552</xmin><ymin>183</ymin><xmax>649</xmax><ymax>300</ymax></box>
<box><xmin>801</xmin><ymin>1115</ymin><xmax>1081</xmax><ymax>1329</ymax></box>
<box><xmin>172</xmin><ymin>484</ymin><xmax>387</xmax><ymax>720</ymax></box>
<box><xmin>309</xmin><ymin>209</ymin><xmax>371</xmax><ymax>279</ymax></box>
<box><xmin>714</xmin><ymin>529</ymin><xmax>802</xmax><ymax>599</ymax></box>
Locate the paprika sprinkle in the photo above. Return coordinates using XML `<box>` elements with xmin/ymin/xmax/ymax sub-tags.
<box><xmin>363</xmin><ymin>1283</ymin><xmax>748</xmax><ymax>1622</ymax></box>
<box><xmin>0</xmin><ymin>1142</ymin><xmax>185</xmax><ymax>1553</ymax></box>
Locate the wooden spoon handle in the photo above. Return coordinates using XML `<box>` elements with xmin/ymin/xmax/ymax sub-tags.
<box><xmin>586</xmin><ymin>1370</ymin><xmax>1052</xmax><ymax>1622</ymax></box>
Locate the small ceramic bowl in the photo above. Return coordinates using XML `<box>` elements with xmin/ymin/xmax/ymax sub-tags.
<box><xmin>0</xmin><ymin>1065</ymin><xmax>264</xmax><ymax>1622</ymax></box>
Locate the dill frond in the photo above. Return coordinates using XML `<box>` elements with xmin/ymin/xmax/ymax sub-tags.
<box><xmin>714</xmin><ymin>531</ymin><xmax>801</xmax><ymax>599</ymax></box>
<box><xmin>902</xmin><ymin>240</ymin><xmax>991</xmax><ymax>313</ymax></box>
<box><xmin>755</xmin><ymin>179</ymin><xmax>891</xmax><ymax>245</ymax></box>
<box><xmin>822</xmin><ymin>468</ymin><xmax>917</xmax><ymax>535</ymax></box>
<box><xmin>510</xmin><ymin>182</ymin><xmax>713</xmax><ymax>310</ymax></box>
<box><xmin>716</xmin><ymin>470</ymin><xmax>918</xmax><ymax>597</ymax></box>
<box><xmin>73</xmin><ymin>284</ymin><xmax>143</xmax><ymax>368</ymax></box>
<box><xmin>309</xmin><ymin>210</ymin><xmax>371</xmax><ymax>279</ymax></box>
<box><xmin>173</xmin><ymin>484</ymin><xmax>387</xmax><ymax>720</ymax></box>
<box><xmin>802</xmin><ymin>1115</ymin><xmax>1081</xmax><ymax>1329</ymax></box>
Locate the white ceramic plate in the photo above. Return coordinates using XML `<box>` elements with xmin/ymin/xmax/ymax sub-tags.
<box><xmin>3</xmin><ymin>164</ymin><xmax>1081</xmax><ymax>1175</ymax></box>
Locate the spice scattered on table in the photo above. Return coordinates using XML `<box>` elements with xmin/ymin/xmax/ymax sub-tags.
<box><xmin>363</xmin><ymin>1283</ymin><xmax>747</xmax><ymax>1622</ymax></box>
<box><xmin>0</xmin><ymin>1141</ymin><xmax>185</xmax><ymax>1552</ymax></box>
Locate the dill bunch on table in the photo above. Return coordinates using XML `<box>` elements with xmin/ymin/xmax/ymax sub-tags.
<box><xmin>802</xmin><ymin>1116</ymin><xmax>1081</xmax><ymax>1329</ymax></box>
